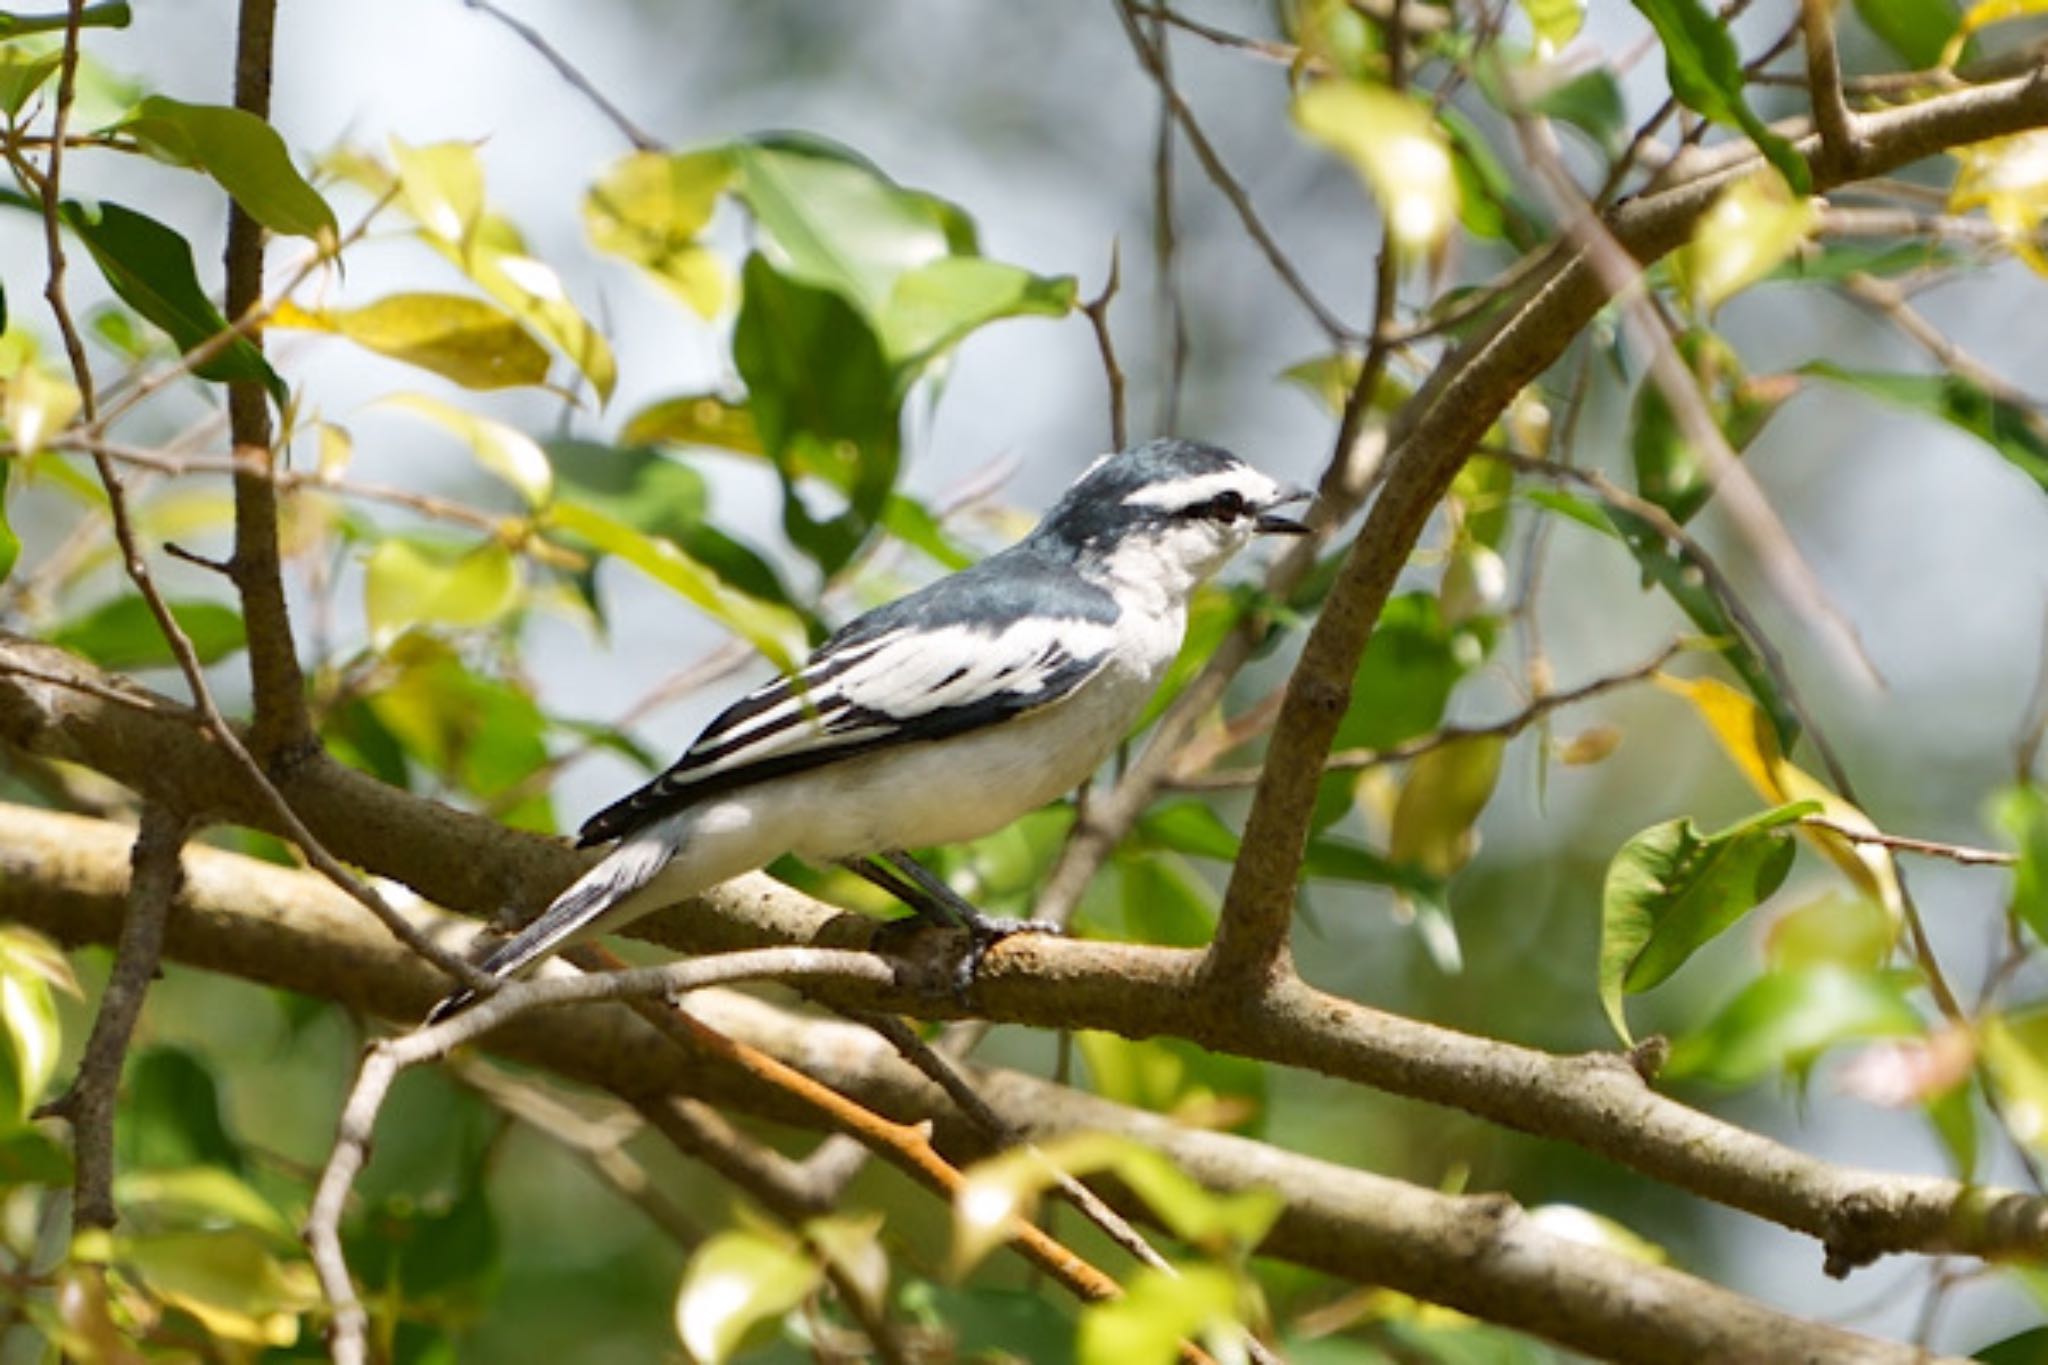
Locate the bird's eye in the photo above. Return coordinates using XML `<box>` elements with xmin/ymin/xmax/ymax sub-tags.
<box><xmin>1210</xmin><ymin>490</ymin><xmax>1247</xmax><ymax>520</ymax></box>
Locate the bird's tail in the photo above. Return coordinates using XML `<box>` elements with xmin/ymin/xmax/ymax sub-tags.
<box><xmin>425</xmin><ymin>827</ymin><xmax>681</xmax><ymax>1025</ymax></box>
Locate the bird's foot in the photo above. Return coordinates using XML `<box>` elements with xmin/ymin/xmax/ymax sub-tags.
<box><xmin>948</xmin><ymin>912</ymin><xmax>1061</xmax><ymax>1002</ymax></box>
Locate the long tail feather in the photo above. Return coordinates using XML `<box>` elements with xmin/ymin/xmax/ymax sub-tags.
<box><xmin>425</xmin><ymin>829</ymin><xmax>680</xmax><ymax>1024</ymax></box>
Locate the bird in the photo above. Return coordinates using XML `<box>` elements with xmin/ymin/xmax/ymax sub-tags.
<box><xmin>428</xmin><ymin>439</ymin><xmax>1311</xmax><ymax>1021</ymax></box>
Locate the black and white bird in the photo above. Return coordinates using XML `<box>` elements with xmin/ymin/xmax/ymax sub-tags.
<box><xmin>429</xmin><ymin>439</ymin><xmax>1310</xmax><ymax>1020</ymax></box>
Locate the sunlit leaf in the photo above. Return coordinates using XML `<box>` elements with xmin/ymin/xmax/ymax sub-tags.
<box><xmin>1949</xmin><ymin>127</ymin><xmax>2048</xmax><ymax>275</ymax></box>
<box><xmin>365</xmin><ymin>638</ymin><xmax>555</xmax><ymax>823</ymax></box>
<box><xmin>1993</xmin><ymin>785</ymin><xmax>2048</xmax><ymax>944</ymax></box>
<box><xmin>1520</xmin><ymin>0</ymin><xmax>1585</xmax><ymax>53</ymax></box>
<box><xmin>389</xmin><ymin>139</ymin><xmax>618</xmax><ymax>401</ymax></box>
<box><xmin>51</xmin><ymin>595</ymin><xmax>246</xmax><ymax>671</ymax></box>
<box><xmin>124</xmin><ymin>96</ymin><xmax>337</xmax><ymax>244</ymax></box>
<box><xmin>1295</xmin><ymin>80</ymin><xmax>1461</xmax><ymax>255</ymax></box>
<box><xmin>273</xmin><ymin>293</ymin><xmax>550</xmax><ymax>390</ymax></box>
<box><xmin>0</xmin><ymin>927</ymin><xmax>64</xmax><ymax>1129</ymax></box>
<box><xmin>878</xmin><ymin>255</ymin><xmax>1076</xmax><ymax>368</ymax></box>
<box><xmin>1077</xmin><ymin>1263</ymin><xmax>1245</xmax><ymax>1365</ymax></box>
<box><xmin>585</xmin><ymin>148</ymin><xmax>735</xmax><ymax>317</ymax></box>
<box><xmin>0</xmin><ymin>461</ymin><xmax>17</xmax><ymax>587</ymax></box>
<box><xmin>121</xmin><ymin>1226</ymin><xmax>316</xmax><ymax>1346</ymax></box>
<box><xmin>620</xmin><ymin>393</ymin><xmax>763</xmax><ymax>455</ymax></box>
<box><xmin>1631</xmin><ymin>0</ymin><xmax>1811</xmax><ymax>193</ymax></box>
<box><xmin>549</xmin><ymin>498</ymin><xmax>806</xmax><ymax>669</ymax></box>
<box><xmin>4</xmin><ymin>358</ymin><xmax>81</xmax><ymax>456</ymax></box>
<box><xmin>364</xmin><ymin>536</ymin><xmax>521</xmax><ymax>648</ymax></box>
<box><xmin>1982</xmin><ymin>1010</ymin><xmax>2048</xmax><ymax>1158</ymax></box>
<box><xmin>803</xmin><ymin>1213</ymin><xmax>888</xmax><ymax>1318</ymax></box>
<box><xmin>59</xmin><ymin>200</ymin><xmax>284</xmax><ymax>402</ymax></box>
<box><xmin>1671</xmin><ymin>170</ymin><xmax>1817</xmax><ymax>312</ymax></box>
<box><xmin>382</xmin><ymin>392</ymin><xmax>554</xmax><ymax>505</ymax></box>
<box><xmin>0</xmin><ymin>49</ymin><xmax>62</xmax><ymax>118</ymax></box>
<box><xmin>1599</xmin><ymin>801</ymin><xmax>1812</xmax><ymax>1045</ymax></box>
<box><xmin>1801</xmin><ymin>362</ymin><xmax>2048</xmax><ymax>494</ymax></box>
<box><xmin>1943</xmin><ymin>0</ymin><xmax>2048</xmax><ymax>66</ymax></box>
<box><xmin>730</xmin><ymin>136</ymin><xmax>966</xmax><ymax>321</ymax></box>
<box><xmin>1076</xmin><ymin>1030</ymin><xmax>1267</xmax><ymax>1133</ymax></box>
<box><xmin>674</xmin><ymin>1227</ymin><xmax>820</xmax><ymax>1364</ymax></box>
<box><xmin>1666</xmin><ymin>965</ymin><xmax>1921</xmax><ymax>1086</ymax></box>
<box><xmin>117</xmin><ymin>1166</ymin><xmax>295</xmax><ymax>1242</ymax></box>
<box><xmin>1657</xmin><ymin>673</ymin><xmax>1904</xmax><ymax>921</ymax></box>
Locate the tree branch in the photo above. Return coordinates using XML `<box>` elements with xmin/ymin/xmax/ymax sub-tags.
<box><xmin>42</xmin><ymin>803</ymin><xmax>186</xmax><ymax>1229</ymax></box>
<box><xmin>0</xmin><ymin>803</ymin><xmax>1962</xmax><ymax>1364</ymax></box>
<box><xmin>222</xmin><ymin>0</ymin><xmax>312</xmax><ymax>762</ymax></box>
<box><xmin>1201</xmin><ymin>60</ymin><xmax>2048</xmax><ymax>993</ymax></box>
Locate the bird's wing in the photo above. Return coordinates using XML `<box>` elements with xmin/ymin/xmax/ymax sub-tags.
<box><xmin>576</xmin><ymin>555</ymin><xmax>1119</xmax><ymax>846</ymax></box>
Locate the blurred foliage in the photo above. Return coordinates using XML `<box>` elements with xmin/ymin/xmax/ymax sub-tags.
<box><xmin>1</xmin><ymin>0</ymin><xmax>2047</xmax><ymax>1359</ymax></box>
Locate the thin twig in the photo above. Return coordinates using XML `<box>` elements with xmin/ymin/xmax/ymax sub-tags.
<box><xmin>1110</xmin><ymin>0</ymin><xmax>1354</xmax><ymax>343</ymax></box>
<box><xmin>1176</xmin><ymin>640</ymin><xmax>1683</xmax><ymax>788</ymax></box>
<box><xmin>44</xmin><ymin>803</ymin><xmax>187</xmax><ymax>1228</ymax></box>
<box><xmin>460</xmin><ymin>0</ymin><xmax>660</xmax><ymax>151</ymax></box>
<box><xmin>1083</xmin><ymin>242</ymin><xmax>1130</xmax><ymax>450</ymax></box>
<box><xmin>1799</xmin><ymin>816</ymin><xmax>2017</xmax><ymax>868</ymax></box>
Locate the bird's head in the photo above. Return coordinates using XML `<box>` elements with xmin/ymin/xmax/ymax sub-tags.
<box><xmin>1035</xmin><ymin>439</ymin><xmax>1313</xmax><ymax>594</ymax></box>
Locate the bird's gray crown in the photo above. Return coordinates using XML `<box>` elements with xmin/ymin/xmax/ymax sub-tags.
<box><xmin>1032</xmin><ymin>438</ymin><xmax>1250</xmax><ymax>553</ymax></box>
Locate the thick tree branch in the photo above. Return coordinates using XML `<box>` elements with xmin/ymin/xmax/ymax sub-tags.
<box><xmin>223</xmin><ymin>0</ymin><xmax>312</xmax><ymax>762</ymax></box>
<box><xmin>6</xmin><ymin>651</ymin><xmax>2048</xmax><ymax>1276</ymax></box>
<box><xmin>0</xmin><ymin>804</ymin><xmax>1959</xmax><ymax>1364</ymax></box>
<box><xmin>1202</xmin><ymin>62</ymin><xmax>2048</xmax><ymax>991</ymax></box>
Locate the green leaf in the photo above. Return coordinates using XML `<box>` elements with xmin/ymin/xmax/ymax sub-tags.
<box><xmin>0</xmin><ymin>49</ymin><xmax>62</xmax><ymax>118</ymax></box>
<box><xmin>1801</xmin><ymin>362</ymin><xmax>2048</xmax><ymax>494</ymax></box>
<box><xmin>1632</xmin><ymin>330</ymin><xmax>1789</xmax><ymax>524</ymax></box>
<box><xmin>1666</xmin><ymin>965</ymin><xmax>1921</xmax><ymax>1086</ymax></box>
<box><xmin>61</xmin><ymin>200</ymin><xmax>284</xmax><ymax>402</ymax></box>
<box><xmin>1766</xmin><ymin>240</ymin><xmax>1958</xmax><ymax>284</ymax></box>
<box><xmin>1631</xmin><ymin>0</ymin><xmax>1811</xmax><ymax>193</ymax></box>
<box><xmin>0</xmin><ymin>928</ymin><xmax>64</xmax><ymax>1129</ymax></box>
<box><xmin>1994</xmin><ymin>785</ymin><xmax>2048</xmax><ymax>945</ymax></box>
<box><xmin>1671</xmin><ymin>171</ymin><xmax>1818</xmax><ymax>312</ymax></box>
<box><xmin>731</xmin><ymin>137</ymin><xmax>966</xmax><ymax>322</ymax></box>
<box><xmin>272</xmin><ymin>293</ymin><xmax>550</xmax><ymax>390</ymax></box>
<box><xmin>673</xmin><ymin>1228</ymin><xmax>820</xmax><ymax>1364</ymax></box>
<box><xmin>0</xmin><ymin>1127</ymin><xmax>71</xmax><ymax>1188</ymax></box>
<box><xmin>363</xmin><ymin>537</ymin><xmax>521</xmax><ymax>648</ymax></box>
<box><xmin>878</xmin><ymin>255</ymin><xmax>1076</xmax><ymax>368</ymax></box>
<box><xmin>1976</xmin><ymin>1326</ymin><xmax>2048</xmax><ymax>1365</ymax></box>
<box><xmin>1529</xmin><ymin>67</ymin><xmax>1626</xmax><ymax>156</ymax></box>
<box><xmin>382</xmin><ymin>392</ymin><xmax>553</xmax><ymax>505</ymax></box>
<box><xmin>1078</xmin><ymin>1263</ymin><xmax>1243</xmax><ymax>1365</ymax></box>
<box><xmin>1333</xmin><ymin>592</ymin><xmax>1472</xmax><ymax>751</ymax></box>
<box><xmin>1853</xmin><ymin>0</ymin><xmax>1958</xmax><ymax>67</ymax></box>
<box><xmin>906</xmin><ymin>1284</ymin><xmax>1074</xmax><ymax>1365</ymax></box>
<box><xmin>124</xmin><ymin>96</ymin><xmax>337</xmax><ymax>243</ymax></box>
<box><xmin>117</xmin><ymin>1166</ymin><xmax>295</xmax><ymax>1243</ymax></box>
<box><xmin>584</xmin><ymin>148</ymin><xmax>735</xmax><ymax>318</ymax></box>
<box><xmin>1389</xmin><ymin>735</ymin><xmax>1506</xmax><ymax>880</ymax></box>
<box><xmin>119</xmin><ymin>1047</ymin><xmax>244</xmax><ymax>1174</ymax></box>
<box><xmin>549</xmin><ymin>497</ymin><xmax>806</xmax><ymax>669</ymax></box>
<box><xmin>119</xmin><ymin>1226</ymin><xmax>314</xmax><ymax>1346</ymax></box>
<box><xmin>365</xmin><ymin>638</ymin><xmax>554</xmax><ymax>825</ymax></box>
<box><xmin>1117</xmin><ymin>851</ymin><xmax>1216</xmax><ymax>948</ymax></box>
<box><xmin>1599</xmin><ymin>801</ymin><xmax>1814</xmax><ymax>1044</ymax></box>
<box><xmin>1076</xmin><ymin>1031</ymin><xmax>1268</xmax><ymax>1132</ymax></box>
<box><xmin>619</xmin><ymin>393</ymin><xmax>762</xmax><ymax>455</ymax></box>
<box><xmin>732</xmin><ymin>252</ymin><xmax>901</xmax><ymax>574</ymax></box>
<box><xmin>1520</xmin><ymin>0</ymin><xmax>1585</xmax><ymax>52</ymax></box>
<box><xmin>52</xmin><ymin>595</ymin><xmax>246</xmax><ymax>670</ymax></box>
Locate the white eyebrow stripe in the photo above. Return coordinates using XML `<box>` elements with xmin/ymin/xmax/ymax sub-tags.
<box><xmin>1120</xmin><ymin>468</ymin><xmax>1263</xmax><ymax>510</ymax></box>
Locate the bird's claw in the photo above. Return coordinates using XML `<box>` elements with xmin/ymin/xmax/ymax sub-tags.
<box><xmin>951</xmin><ymin>915</ymin><xmax>1060</xmax><ymax>1001</ymax></box>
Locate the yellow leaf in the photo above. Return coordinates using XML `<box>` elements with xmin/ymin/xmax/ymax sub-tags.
<box><xmin>1672</xmin><ymin>170</ymin><xmax>1817</xmax><ymax>311</ymax></box>
<box><xmin>1295</xmin><ymin>81</ymin><xmax>1460</xmax><ymax>256</ymax></box>
<box><xmin>382</xmin><ymin>393</ymin><xmax>554</xmax><ymax>506</ymax></box>
<box><xmin>364</xmin><ymin>538</ymin><xmax>521</xmax><ymax>649</ymax></box>
<box><xmin>1519</xmin><ymin>0</ymin><xmax>1585</xmax><ymax>55</ymax></box>
<box><xmin>274</xmin><ymin>293</ymin><xmax>551</xmax><ymax>390</ymax></box>
<box><xmin>585</xmin><ymin>149</ymin><xmax>736</xmax><ymax>318</ymax></box>
<box><xmin>1389</xmin><ymin>736</ymin><xmax>1505</xmax><ymax>879</ymax></box>
<box><xmin>674</xmin><ymin>1228</ymin><xmax>819</xmax><ymax>1364</ymax></box>
<box><xmin>389</xmin><ymin>137</ymin><xmax>485</xmax><ymax>243</ymax></box>
<box><xmin>1949</xmin><ymin>129</ymin><xmax>2048</xmax><ymax>277</ymax></box>
<box><xmin>3</xmin><ymin>364</ymin><xmax>80</xmax><ymax>456</ymax></box>
<box><xmin>1942</xmin><ymin>0</ymin><xmax>2048</xmax><ymax>67</ymax></box>
<box><xmin>1655</xmin><ymin>673</ymin><xmax>1902</xmax><ymax>922</ymax></box>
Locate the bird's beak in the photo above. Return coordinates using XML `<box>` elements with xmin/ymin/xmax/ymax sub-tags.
<box><xmin>1254</xmin><ymin>485</ymin><xmax>1314</xmax><ymax>536</ymax></box>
